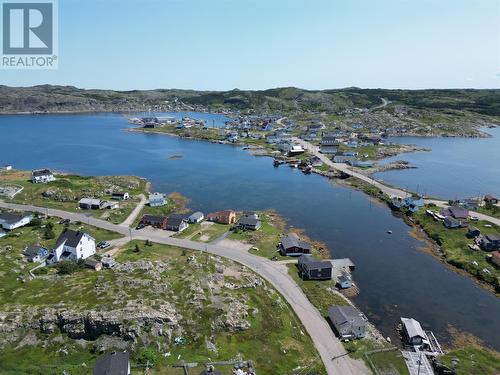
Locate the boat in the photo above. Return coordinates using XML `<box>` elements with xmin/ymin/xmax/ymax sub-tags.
<box><xmin>387</xmin><ymin>230</ymin><xmax>393</xmax><ymax>234</ymax></box>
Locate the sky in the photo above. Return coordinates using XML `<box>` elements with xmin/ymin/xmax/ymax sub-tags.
<box><xmin>1</xmin><ymin>0</ymin><xmax>499</xmax><ymax>90</ymax></box>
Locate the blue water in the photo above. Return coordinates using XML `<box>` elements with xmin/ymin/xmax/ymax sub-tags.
<box><xmin>1</xmin><ymin>113</ymin><xmax>499</xmax><ymax>349</ymax></box>
<box><xmin>374</xmin><ymin>127</ymin><xmax>500</xmax><ymax>199</ymax></box>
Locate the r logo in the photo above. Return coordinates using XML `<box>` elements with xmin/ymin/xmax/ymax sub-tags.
<box><xmin>2</xmin><ymin>2</ymin><xmax>53</xmax><ymax>54</ymax></box>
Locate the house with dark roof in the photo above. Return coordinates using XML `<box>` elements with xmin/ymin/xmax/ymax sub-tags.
<box><xmin>479</xmin><ymin>233</ymin><xmax>500</xmax><ymax>251</ymax></box>
<box><xmin>93</xmin><ymin>351</ymin><xmax>130</xmax><ymax>375</ymax></box>
<box><xmin>85</xmin><ymin>258</ymin><xmax>103</xmax><ymax>271</ymax></box>
<box><xmin>165</xmin><ymin>214</ymin><xmax>189</xmax><ymax>232</ymax></box>
<box><xmin>140</xmin><ymin>215</ymin><xmax>168</xmax><ymax>229</ymax></box>
<box><xmin>23</xmin><ymin>245</ymin><xmax>48</xmax><ymax>263</ymax></box>
<box><xmin>297</xmin><ymin>254</ymin><xmax>332</xmax><ymax>280</ymax></box>
<box><xmin>467</xmin><ymin>226</ymin><xmax>481</xmax><ymax>238</ymax></box>
<box><xmin>79</xmin><ymin>198</ymin><xmax>106</xmax><ymax>210</ymax></box>
<box><xmin>443</xmin><ymin>216</ymin><xmax>461</xmax><ymax>229</ymax></box>
<box><xmin>112</xmin><ymin>192</ymin><xmax>129</xmax><ymax>201</ymax></box>
<box><xmin>237</xmin><ymin>216</ymin><xmax>261</xmax><ymax>231</ymax></box>
<box><xmin>279</xmin><ymin>233</ymin><xmax>312</xmax><ymax>256</ymax></box>
<box><xmin>484</xmin><ymin>194</ymin><xmax>498</xmax><ymax>205</ymax></box>
<box><xmin>0</xmin><ymin>212</ymin><xmax>32</xmax><ymax>230</ymax></box>
<box><xmin>47</xmin><ymin>229</ymin><xmax>95</xmax><ymax>264</ymax></box>
<box><xmin>440</xmin><ymin>206</ymin><xmax>469</xmax><ymax>219</ymax></box>
<box><xmin>328</xmin><ymin>305</ymin><xmax>367</xmax><ymax>340</ymax></box>
<box><xmin>31</xmin><ymin>169</ymin><xmax>55</xmax><ymax>183</ymax></box>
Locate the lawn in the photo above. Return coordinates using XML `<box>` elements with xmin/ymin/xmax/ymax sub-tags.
<box><xmin>0</xmin><ymin>233</ymin><xmax>326</xmax><ymax>375</ymax></box>
<box><xmin>228</xmin><ymin>211</ymin><xmax>288</xmax><ymax>260</ymax></box>
<box><xmin>413</xmin><ymin>207</ymin><xmax>500</xmax><ymax>292</ymax></box>
<box><xmin>0</xmin><ymin>170</ymin><xmax>147</xmax><ymax>225</ymax></box>
<box><xmin>438</xmin><ymin>345</ymin><xmax>500</xmax><ymax>375</ymax></box>
<box><xmin>286</xmin><ymin>264</ymin><xmax>348</xmax><ymax>316</ymax></box>
<box><xmin>344</xmin><ymin>340</ymin><xmax>409</xmax><ymax>375</ymax></box>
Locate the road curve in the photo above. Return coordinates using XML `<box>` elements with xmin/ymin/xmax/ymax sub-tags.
<box><xmin>0</xmin><ymin>200</ymin><xmax>369</xmax><ymax>375</ymax></box>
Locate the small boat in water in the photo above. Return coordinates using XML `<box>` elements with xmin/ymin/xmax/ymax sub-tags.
<box><xmin>387</xmin><ymin>230</ymin><xmax>393</xmax><ymax>234</ymax></box>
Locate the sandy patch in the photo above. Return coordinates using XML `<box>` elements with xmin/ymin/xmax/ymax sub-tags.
<box><xmin>217</xmin><ymin>239</ymin><xmax>252</xmax><ymax>252</ymax></box>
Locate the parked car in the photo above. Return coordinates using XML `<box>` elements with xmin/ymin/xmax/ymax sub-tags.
<box><xmin>59</xmin><ymin>218</ymin><xmax>70</xmax><ymax>224</ymax></box>
<box><xmin>97</xmin><ymin>241</ymin><xmax>111</xmax><ymax>249</ymax></box>
<box><xmin>136</xmin><ymin>223</ymin><xmax>145</xmax><ymax>230</ymax></box>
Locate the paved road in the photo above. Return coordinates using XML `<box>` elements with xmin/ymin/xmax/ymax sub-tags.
<box><xmin>120</xmin><ymin>193</ymin><xmax>147</xmax><ymax>227</ymax></box>
<box><xmin>296</xmin><ymin>138</ymin><xmax>500</xmax><ymax>226</ymax></box>
<box><xmin>294</xmin><ymin>137</ymin><xmax>412</xmax><ymax>198</ymax></box>
<box><xmin>0</xmin><ymin>200</ymin><xmax>369</xmax><ymax>375</ymax></box>
<box><xmin>370</xmin><ymin>97</ymin><xmax>390</xmax><ymax>111</ymax></box>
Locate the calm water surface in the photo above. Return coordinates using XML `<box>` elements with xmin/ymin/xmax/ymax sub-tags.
<box><xmin>375</xmin><ymin>127</ymin><xmax>500</xmax><ymax>199</ymax></box>
<box><xmin>0</xmin><ymin>113</ymin><xmax>499</xmax><ymax>349</ymax></box>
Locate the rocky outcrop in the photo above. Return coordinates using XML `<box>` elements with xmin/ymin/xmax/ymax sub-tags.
<box><xmin>35</xmin><ymin>303</ymin><xmax>178</xmax><ymax>341</ymax></box>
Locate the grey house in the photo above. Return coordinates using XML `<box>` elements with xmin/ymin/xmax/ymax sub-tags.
<box><xmin>187</xmin><ymin>211</ymin><xmax>204</xmax><ymax>223</ymax></box>
<box><xmin>237</xmin><ymin>216</ymin><xmax>261</xmax><ymax>231</ymax></box>
<box><xmin>328</xmin><ymin>305</ymin><xmax>367</xmax><ymax>340</ymax></box>
<box><xmin>297</xmin><ymin>255</ymin><xmax>332</xmax><ymax>280</ymax></box>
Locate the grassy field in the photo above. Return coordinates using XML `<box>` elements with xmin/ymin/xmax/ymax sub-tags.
<box><xmin>439</xmin><ymin>345</ymin><xmax>500</xmax><ymax>375</ymax></box>
<box><xmin>0</xmin><ymin>170</ymin><xmax>147</xmax><ymax>225</ymax></box>
<box><xmin>478</xmin><ymin>205</ymin><xmax>500</xmax><ymax>220</ymax></box>
<box><xmin>0</xmin><ymin>229</ymin><xmax>326</xmax><ymax>374</ymax></box>
<box><xmin>227</xmin><ymin>212</ymin><xmax>290</xmax><ymax>260</ymax></box>
<box><xmin>413</xmin><ymin>207</ymin><xmax>500</xmax><ymax>292</ymax></box>
<box><xmin>344</xmin><ymin>340</ymin><xmax>409</xmax><ymax>375</ymax></box>
<box><xmin>286</xmin><ymin>264</ymin><xmax>347</xmax><ymax>315</ymax></box>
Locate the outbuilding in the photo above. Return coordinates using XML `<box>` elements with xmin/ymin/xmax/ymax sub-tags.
<box><xmin>112</xmin><ymin>192</ymin><xmax>130</xmax><ymax>201</ymax></box>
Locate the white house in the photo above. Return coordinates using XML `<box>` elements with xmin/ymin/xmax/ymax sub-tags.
<box><xmin>0</xmin><ymin>212</ymin><xmax>32</xmax><ymax>230</ymax></box>
<box><xmin>47</xmin><ymin>229</ymin><xmax>96</xmax><ymax>264</ymax></box>
<box><xmin>187</xmin><ymin>211</ymin><xmax>204</xmax><ymax>223</ymax></box>
<box><xmin>31</xmin><ymin>169</ymin><xmax>55</xmax><ymax>183</ymax></box>
<box><xmin>112</xmin><ymin>192</ymin><xmax>130</xmax><ymax>201</ymax></box>
<box><xmin>149</xmin><ymin>192</ymin><xmax>166</xmax><ymax>207</ymax></box>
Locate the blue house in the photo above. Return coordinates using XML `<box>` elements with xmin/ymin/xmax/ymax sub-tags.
<box><xmin>23</xmin><ymin>245</ymin><xmax>49</xmax><ymax>263</ymax></box>
<box><xmin>149</xmin><ymin>192</ymin><xmax>166</xmax><ymax>207</ymax></box>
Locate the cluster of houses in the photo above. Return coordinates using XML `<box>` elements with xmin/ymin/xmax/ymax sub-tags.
<box><xmin>139</xmin><ymin>209</ymin><xmax>262</xmax><ymax>233</ymax></box>
<box><xmin>391</xmin><ymin>195</ymin><xmax>425</xmax><ymax>213</ymax></box>
<box><xmin>426</xmin><ymin>205</ymin><xmax>500</xmax><ymax>258</ymax></box>
<box><xmin>225</xmin><ymin>115</ymin><xmax>279</xmax><ymax>132</ymax></box>
<box><xmin>79</xmin><ymin>192</ymin><xmax>130</xmax><ymax>211</ymax></box>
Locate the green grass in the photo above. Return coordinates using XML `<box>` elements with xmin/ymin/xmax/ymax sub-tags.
<box><xmin>439</xmin><ymin>345</ymin><xmax>500</xmax><ymax>375</ymax></box>
<box><xmin>344</xmin><ymin>340</ymin><xmax>409</xmax><ymax>375</ymax></box>
<box><xmin>0</xmin><ymin>230</ymin><xmax>326</xmax><ymax>375</ymax></box>
<box><xmin>1</xmin><ymin>171</ymin><xmax>147</xmax><ymax>225</ymax></box>
<box><xmin>286</xmin><ymin>264</ymin><xmax>347</xmax><ymax>316</ymax></box>
<box><xmin>227</xmin><ymin>212</ymin><xmax>288</xmax><ymax>259</ymax></box>
<box><xmin>478</xmin><ymin>205</ymin><xmax>500</xmax><ymax>220</ymax></box>
<box><xmin>413</xmin><ymin>207</ymin><xmax>500</xmax><ymax>292</ymax></box>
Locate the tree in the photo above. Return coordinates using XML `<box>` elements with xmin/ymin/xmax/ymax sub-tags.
<box><xmin>133</xmin><ymin>244</ymin><xmax>140</xmax><ymax>253</ymax></box>
<box><xmin>44</xmin><ymin>226</ymin><xmax>55</xmax><ymax>239</ymax></box>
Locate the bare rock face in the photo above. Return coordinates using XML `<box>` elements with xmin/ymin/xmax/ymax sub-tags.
<box><xmin>213</xmin><ymin>300</ymin><xmax>250</xmax><ymax>331</ymax></box>
<box><xmin>37</xmin><ymin>303</ymin><xmax>178</xmax><ymax>340</ymax></box>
